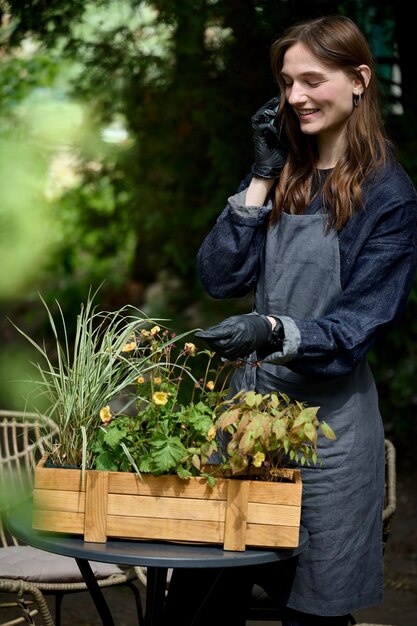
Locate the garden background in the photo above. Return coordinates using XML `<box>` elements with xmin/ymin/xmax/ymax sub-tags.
<box><xmin>0</xmin><ymin>0</ymin><xmax>416</xmax><ymax>466</ymax></box>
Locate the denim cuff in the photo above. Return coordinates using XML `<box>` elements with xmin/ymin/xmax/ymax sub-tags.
<box><xmin>228</xmin><ymin>189</ymin><xmax>273</xmax><ymax>219</ymax></box>
<box><xmin>262</xmin><ymin>316</ymin><xmax>301</xmax><ymax>364</ymax></box>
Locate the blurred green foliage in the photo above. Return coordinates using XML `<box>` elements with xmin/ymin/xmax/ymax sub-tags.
<box><xmin>1</xmin><ymin>0</ymin><xmax>416</xmax><ymax>460</ymax></box>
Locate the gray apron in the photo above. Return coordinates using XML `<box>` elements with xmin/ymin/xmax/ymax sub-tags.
<box><xmin>237</xmin><ymin>213</ymin><xmax>385</xmax><ymax>616</ymax></box>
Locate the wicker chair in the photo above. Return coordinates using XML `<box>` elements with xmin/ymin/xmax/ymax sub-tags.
<box><xmin>0</xmin><ymin>410</ymin><xmax>144</xmax><ymax>626</ymax></box>
<box><xmin>0</xmin><ymin>578</ymin><xmax>55</xmax><ymax>626</ymax></box>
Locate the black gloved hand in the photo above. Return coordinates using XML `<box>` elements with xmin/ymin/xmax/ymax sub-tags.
<box><xmin>195</xmin><ymin>313</ymin><xmax>275</xmax><ymax>360</ymax></box>
<box><xmin>251</xmin><ymin>96</ymin><xmax>288</xmax><ymax>179</ymax></box>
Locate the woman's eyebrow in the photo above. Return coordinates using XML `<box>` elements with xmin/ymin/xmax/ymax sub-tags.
<box><xmin>280</xmin><ymin>70</ymin><xmax>326</xmax><ymax>79</ymax></box>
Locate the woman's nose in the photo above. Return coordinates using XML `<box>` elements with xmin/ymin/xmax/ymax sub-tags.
<box><xmin>287</xmin><ymin>83</ymin><xmax>306</xmax><ymax>105</ymax></box>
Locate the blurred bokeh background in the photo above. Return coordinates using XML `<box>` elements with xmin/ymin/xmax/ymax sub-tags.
<box><xmin>1</xmin><ymin>0</ymin><xmax>416</xmax><ymax>467</ymax></box>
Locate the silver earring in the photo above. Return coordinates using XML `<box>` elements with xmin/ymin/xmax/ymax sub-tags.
<box><xmin>353</xmin><ymin>93</ymin><xmax>362</xmax><ymax>107</ymax></box>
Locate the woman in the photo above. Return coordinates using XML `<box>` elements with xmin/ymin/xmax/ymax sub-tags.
<box><xmin>163</xmin><ymin>15</ymin><xmax>417</xmax><ymax>626</ymax></box>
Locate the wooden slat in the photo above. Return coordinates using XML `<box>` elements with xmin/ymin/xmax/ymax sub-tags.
<box><xmin>32</xmin><ymin>509</ymin><xmax>85</xmax><ymax>534</ymax></box>
<box><xmin>107</xmin><ymin>493</ymin><xmax>226</xmax><ymax>522</ymax></box>
<box><xmin>33</xmin><ymin>489</ymin><xmax>85</xmax><ymax>513</ymax></box>
<box><xmin>84</xmin><ymin>471</ymin><xmax>109</xmax><ymax>542</ymax></box>
<box><xmin>108</xmin><ymin>472</ymin><xmax>229</xmax><ymax>499</ymax></box>
<box><xmin>34</xmin><ymin>467</ymin><xmax>84</xmax><ymax>491</ymax></box>
<box><xmin>247</xmin><ymin>502</ymin><xmax>301</xmax><ymax>526</ymax></box>
<box><xmin>105</xmin><ymin>518</ymin><xmax>300</xmax><ymax>549</ymax></box>
<box><xmin>34</xmin><ymin>482</ymin><xmax>301</xmax><ymax>521</ymax></box>
<box><xmin>247</xmin><ymin>480</ymin><xmax>302</xmax><ymax>505</ymax></box>
<box><xmin>246</xmin><ymin>523</ymin><xmax>300</xmax><ymax>548</ymax></box>
<box><xmin>223</xmin><ymin>480</ymin><xmax>249</xmax><ymax>551</ymax></box>
<box><xmin>106</xmin><ymin>515</ymin><xmax>224</xmax><ymax>543</ymax></box>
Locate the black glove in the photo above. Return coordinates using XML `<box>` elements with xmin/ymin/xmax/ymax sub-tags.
<box><xmin>251</xmin><ymin>96</ymin><xmax>288</xmax><ymax>179</ymax></box>
<box><xmin>195</xmin><ymin>313</ymin><xmax>284</xmax><ymax>361</ymax></box>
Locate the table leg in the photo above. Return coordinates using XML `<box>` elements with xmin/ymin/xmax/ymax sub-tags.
<box><xmin>75</xmin><ymin>558</ymin><xmax>116</xmax><ymax>626</ymax></box>
<box><xmin>144</xmin><ymin>567</ymin><xmax>168</xmax><ymax>626</ymax></box>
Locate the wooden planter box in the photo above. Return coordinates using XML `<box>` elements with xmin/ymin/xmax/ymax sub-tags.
<box><xmin>32</xmin><ymin>454</ymin><xmax>302</xmax><ymax>551</ymax></box>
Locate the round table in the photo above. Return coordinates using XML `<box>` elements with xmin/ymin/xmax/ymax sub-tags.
<box><xmin>7</xmin><ymin>501</ymin><xmax>308</xmax><ymax>625</ymax></box>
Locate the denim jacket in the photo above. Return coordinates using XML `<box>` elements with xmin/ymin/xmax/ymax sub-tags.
<box><xmin>197</xmin><ymin>159</ymin><xmax>417</xmax><ymax>378</ymax></box>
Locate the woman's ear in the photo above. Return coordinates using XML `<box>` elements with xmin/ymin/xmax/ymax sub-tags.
<box><xmin>354</xmin><ymin>64</ymin><xmax>371</xmax><ymax>93</ymax></box>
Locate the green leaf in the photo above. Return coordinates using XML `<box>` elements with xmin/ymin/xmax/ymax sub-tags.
<box><xmin>272</xmin><ymin>419</ymin><xmax>286</xmax><ymax>440</ymax></box>
<box><xmin>320</xmin><ymin>421</ymin><xmax>337</xmax><ymax>441</ymax></box>
<box><xmin>238</xmin><ymin>429</ymin><xmax>255</xmax><ymax>454</ymax></box>
<box><xmin>304</xmin><ymin>422</ymin><xmax>318</xmax><ymax>444</ymax></box>
<box><xmin>152</xmin><ymin>435</ymin><xmax>187</xmax><ymax>472</ymax></box>
<box><xmin>244</xmin><ymin>391</ymin><xmax>258</xmax><ymax>407</ymax></box>
<box><xmin>280</xmin><ymin>392</ymin><xmax>291</xmax><ymax>405</ymax></box>
<box><xmin>94</xmin><ymin>451</ymin><xmax>119</xmax><ymax>471</ymax></box>
<box><xmin>269</xmin><ymin>393</ymin><xmax>279</xmax><ymax>409</ymax></box>
<box><xmin>205</xmin><ymin>474</ymin><xmax>217</xmax><ymax>488</ymax></box>
<box><xmin>104</xmin><ymin>424</ymin><xmax>127</xmax><ymax>449</ymax></box>
<box><xmin>138</xmin><ymin>456</ymin><xmax>153</xmax><ymax>473</ymax></box>
<box><xmin>176</xmin><ymin>466</ymin><xmax>192</xmax><ymax>480</ymax></box>
<box><xmin>216</xmin><ymin>408</ymin><xmax>240</xmax><ymax>429</ymax></box>
<box><xmin>191</xmin><ymin>453</ymin><xmax>201</xmax><ymax>470</ymax></box>
<box><xmin>292</xmin><ymin>406</ymin><xmax>319</xmax><ymax>427</ymax></box>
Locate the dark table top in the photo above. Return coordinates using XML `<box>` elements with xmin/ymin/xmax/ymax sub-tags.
<box><xmin>7</xmin><ymin>501</ymin><xmax>308</xmax><ymax>569</ymax></box>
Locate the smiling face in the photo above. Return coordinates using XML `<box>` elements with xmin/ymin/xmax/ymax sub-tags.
<box><xmin>281</xmin><ymin>42</ymin><xmax>365</xmax><ymax>160</ymax></box>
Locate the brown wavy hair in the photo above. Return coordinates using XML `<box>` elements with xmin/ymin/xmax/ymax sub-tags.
<box><xmin>270</xmin><ymin>15</ymin><xmax>389</xmax><ymax>229</ymax></box>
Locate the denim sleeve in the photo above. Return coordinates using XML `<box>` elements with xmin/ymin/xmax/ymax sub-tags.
<box><xmin>197</xmin><ymin>185</ymin><xmax>271</xmax><ymax>298</ymax></box>
<box><xmin>287</xmin><ymin>199</ymin><xmax>417</xmax><ymax>378</ymax></box>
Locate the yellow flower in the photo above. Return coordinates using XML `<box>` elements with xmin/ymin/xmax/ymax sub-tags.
<box><xmin>99</xmin><ymin>405</ymin><xmax>112</xmax><ymax>425</ymax></box>
<box><xmin>184</xmin><ymin>342</ymin><xmax>196</xmax><ymax>356</ymax></box>
<box><xmin>153</xmin><ymin>391</ymin><xmax>169</xmax><ymax>406</ymax></box>
<box><xmin>137</xmin><ymin>376</ymin><xmax>145</xmax><ymax>384</ymax></box>
<box><xmin>122</xmin><ymin>341</ymin><xmax>136</xmax><ymax>352</ymax></box>
<box><xmin>207</xmin><ymin>425</ymin><xmax>216</xmax><ymax>441</ymax></box>
<box><xmin>140</xmin><ymin>329</ymin><xmax>150</xmax><ymax>338</ymax></box>
<box><xmin>206</xmin><ymin>380</ymin><xmax>215</xmax><ymax>391</ymax></box>
<box><xmin>252</xmin><ymin>452</ymin><xmax>265</xmax><ymax>468</ymax></box>
<box><xmin>153</xmin><ymin>377</ymin><xmax>162</xmax><ymax>385</ymax></box>
<box><xmin>150</xmin><ymin>325</ymin><xmax>161</xmax><ymax>335</ymax></box>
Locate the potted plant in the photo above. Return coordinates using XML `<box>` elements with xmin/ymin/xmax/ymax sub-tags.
<box><xmin>13</xmin><ymin>290</ymin><xmax>234</xmax><ymax>478</ymax></box>
<box><xmin>216</xmin><ymin>389</ymin><xmax>336</xmax><ymax>477</ymax></box>
<box><xmin>14</xmin><ymin>291</ymin><xmax>336</xmax><ymax>550</ymax></box>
